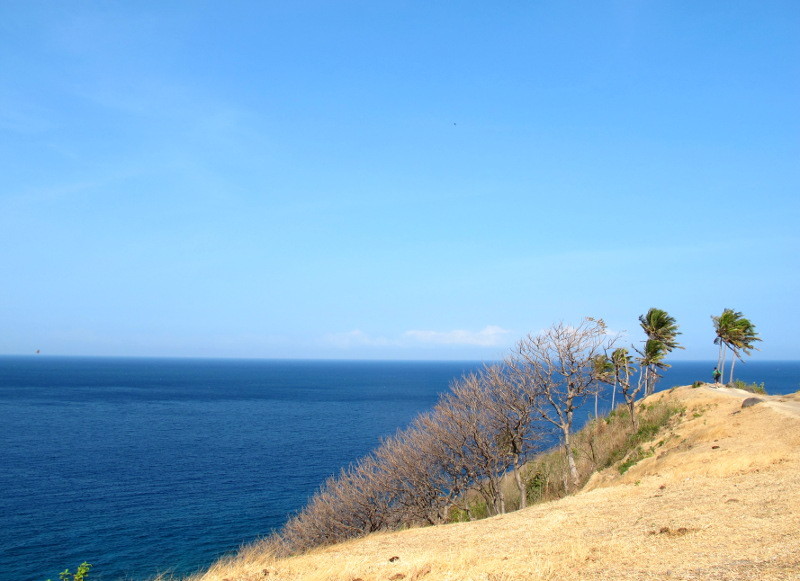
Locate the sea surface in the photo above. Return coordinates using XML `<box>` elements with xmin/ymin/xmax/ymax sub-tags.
<box><xmin>1</xmin><ymin>357</ymin><xmax>797</xmax><ymax>581</ymax></box>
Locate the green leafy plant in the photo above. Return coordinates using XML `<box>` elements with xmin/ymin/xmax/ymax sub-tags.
<box><xmin>618</xmin><ymin>445</ymin><xmax>655</xmax><ymax>474</ymax></box>
<box><xmin>525</xmin><ymin>470</ymin><xmax>547</xmax><ymax>502</ymax></box>
<box><xmin>47</xmin><ymin>562</ymin><xmax>92</xmax><ymax>581</ymax></box>
<box><xmin>731</xmin><ymin>379</ymin><xmax>767</xmax><ymax>394</ymax></box>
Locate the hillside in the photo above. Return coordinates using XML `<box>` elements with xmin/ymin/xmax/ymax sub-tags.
<box><xmin>192</xmin><ymin>385</ymin><xmax>800</xmax><ymax>581</ymax></box>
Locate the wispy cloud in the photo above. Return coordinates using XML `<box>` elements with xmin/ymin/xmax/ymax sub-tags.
<box><xmin>324</xmin><ymin>326</ymin><xmax>513</xmax><ymax>350</ymax></box>
<box><xmin>323</xmin><ymin>329</ymin><xmax>396</xmax><ymax>348</ymax></box>
<box><xmin>403</xmin><ymin>325</ymin><xmax>512</xmax><ymax>347</ymax></box>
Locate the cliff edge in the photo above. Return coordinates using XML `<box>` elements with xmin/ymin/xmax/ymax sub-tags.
<box><xmin>194</xmin><ymin>385</ymin><xmax>800</xmax><ymax>581</ymax></box>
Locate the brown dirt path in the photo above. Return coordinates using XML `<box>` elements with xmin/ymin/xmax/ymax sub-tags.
<box><xmin>709</xmin><ymin>383</ymin><xmax>800</xmax><ymax>418</ymax></box>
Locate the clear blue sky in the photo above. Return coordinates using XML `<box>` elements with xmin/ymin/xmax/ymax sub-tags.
<box><xmin>1</xmin><ymin>2</ymin><xmax>798</xmax><ymax>360</ymax></box>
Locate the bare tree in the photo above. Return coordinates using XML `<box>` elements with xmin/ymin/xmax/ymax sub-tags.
<box><xmin>479</xmin><ymin>364</ymin><xmax>542</xmax><ymax>509</ymax></box>
<box><xmin>373</xmin><ymin>415</ymin><xmax>470</xmax><ymax>526</ymax></box>
<box><xmin>279</xmin><ymin>363</ymin><xmax>542</xmax><ymax>553</ymax></box>
<box><xmin>506</xmin><ymin>318</ymin><xmax>614</xmax><ymax>491</ymax></box>
<box><xmin>279</xmin><ymin>320</ymin><xmax>610</xmax><ymax>554</ymax></box>
<box><xmin>433</xmin><ymin>374</ymin><xmax>510</xmax><ymax>515</ymax></box>
<box><xmin>409</xmin><ymin>410</ymin><xmax>482</xmax><ymax>520</ymax></box>
<box><xmin>278</xmin><ymin>452</ymin><xmax>396</xmax><ymax>553</ymax></box>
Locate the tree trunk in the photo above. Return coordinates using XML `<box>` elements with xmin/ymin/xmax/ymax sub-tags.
<box><xmin>647</xmin><ymin>367</ymin><xmax>658</xmax><ymax>396</ymax></box>
<box><xmin>611</xmin><ymin>379</ymin><xmax>617</xmax><ymax>410</ymax></box>
<box><xmin>513</xmin><ymin>460</ymin><xmax>527</xmax><ymax>510</ymax></box>
<box><xmin>729</xmin><ymin>355</ymin><xmax>737</xmax><ymax>385</ymax></box>
<box><xmin>562</xmin><ymin>424</ymin><xmax>579</xmax><ymax>491</ymax></box>
<box><xmin>627</xmin><ymin>399</ymin><xmax>638</xmax><ymax>431</ymax></box>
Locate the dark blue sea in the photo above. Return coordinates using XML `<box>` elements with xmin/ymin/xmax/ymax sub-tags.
<box><xmin>1</xmin><ymin>358</ymin><xmax>797</xmax><ymax>581</ymax></box>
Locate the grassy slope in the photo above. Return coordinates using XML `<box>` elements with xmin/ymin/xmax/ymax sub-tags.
<box><xmin>189</xmin><ymin>385</ymin><xmax>800</xmax><ymax>581</ymax></box>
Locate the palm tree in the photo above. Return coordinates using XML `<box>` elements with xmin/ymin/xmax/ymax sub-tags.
<box><xmin>712</xmin><ymin>308</ymin><xmax>739</xmax><ymax>380</ymax></box>
<box><xmin>591</xmin><ymin>354</ymin><xmax>615</xmax><ymax>418</ymax></box>
<box><xmin>639</xmin><ymin>308</ymin><xmax>681</xmax><ymax>351</ymax></box>
<box><xmin>638</xmin><ymin>308</ymin><xmax>682</xmax><ymax>395</ymax></box>
<box><xmin>636</xmin><ymin>338</ymin><xmax>669</xmax><ymax>398</ymax></box>
<box><xmin>713</xmin><ymin>310</ymin><xmax>762</xmax><ymax>383</ymax></box>
<box><xmin>610</xmin><ymin>347</ymin><xmax>639</xmax><ymax>428</ymax></box>
<box><xmin>712</xmin><ymin>309</ymin><xmax>761</xmax><ymax>383</ymax></box>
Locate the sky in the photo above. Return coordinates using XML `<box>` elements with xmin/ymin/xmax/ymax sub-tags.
<box><xmin>1</xmin><ymin>2</ymin><xmax>798</xmax><ymax>361</ymax></box>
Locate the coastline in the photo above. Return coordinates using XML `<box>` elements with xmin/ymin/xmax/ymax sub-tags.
<box><xmin>190</xmin><ymin>385</ymin><xmax>800</xmax><ymax>581</ymax></box>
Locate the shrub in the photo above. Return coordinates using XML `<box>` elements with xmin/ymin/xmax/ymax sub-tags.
<box><xmin>47</xmin><ymin>562</ymin><xmax>92</xmax><ymax>581</ymax></box>
<box><xmin>618</xmin><ymin>455</ymin><xmax>637</xmax><ymax>474</ymax></box>
<box><xmin>618</xmin><ymin>445</ymin><xmax>654</xmax><ymax>474</ymax></box>
<box><xmin>731</xmin><ymin>380</ymin><xmax>766</xmax><ymax>394</ymax></box>
<box><xmin>516</xmin><ymin>398</ymin><xmax>683</xmax><ymax>502</ymax></box>
<box><xmin>525</xmin><ymin>471</ymin><xmax>547</xmax><ymax>503</ymax></box>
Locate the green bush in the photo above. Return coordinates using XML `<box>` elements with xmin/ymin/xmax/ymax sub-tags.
<box><xmin>618</xmin><ymin>445</ymin><xmax>654</xmax><ymax>474</ymax></box>
<box><xmin>525</xmin><ymin>471</ymin><xmax>547</xmax><ymax>502</ymax></box>
<box><xmin>731</xmin><ymin>379</ymin><xmax>766</xmax><ymax>394</ymax></box>
<box><xmin>634</xmin><ymin>421</ymin><xmax>660</xmax><ymax>442</ymax></box>
<box><xmin>47</xmin><ymin>562</ymin><xmax>92</xmax><ymax>581</ymax></box>
<box><xmin>446</xmin><ymin>397</ymin><xmax>684</xmax><ymax>523</ymax></box>
<box><xmin>521</xmin><ymin>398</ymin><xmax>683</xmax><ymax>501</ymax></box>
<box><xmin>467</xmin><ymin>500</ymin><xmax>490</xmax><ymax>520</ymax></box>
<box><xmin>447</xmin><ymin>506</ymin><xmax>470</xmax><ymax>523</ymax></box>
<box><xmin>618</xmin><ymin>456</ymin><xmax>637</xmax><ymax>474</ymax></box>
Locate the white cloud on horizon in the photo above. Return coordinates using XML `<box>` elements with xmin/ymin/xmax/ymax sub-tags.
<box><xmin>323</xmin><ymin>329</ymin><xmax>396</xmax><ymax>349</ymax></box>
<box><xmin>403</xmin><ymin>325</ymin><xmax>512</xmax><ymax>347</ymax></box>
<box><xmin>324</xmin><ymin>326</ymin><xmax>513</xmax><ymax>350</ymax></box>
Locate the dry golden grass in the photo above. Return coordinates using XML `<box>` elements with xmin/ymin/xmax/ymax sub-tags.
<box><xmin>186</xmin><ymin>385</ymin><xmax>800</xmax><ymax>581</ymax></box>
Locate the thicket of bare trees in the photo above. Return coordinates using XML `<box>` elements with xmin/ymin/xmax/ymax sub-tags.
<box><xmin>268</xmin><ymin>306</ymin><xmax>772</xmax><ymax>559</ymax></box>
<box><xmin>505</xmin><ymin>318</ymin><xmax>614</xmax><ymax>491</ymax></box>
<box><xmin>277</xmin><ymin>364</ymin><xmax>536</xmax><ymax>553</ymax></box>
<box><xmin>276</xmin><ymin>317</ymin><xmax>623</xmax><ymax>555</ymax></box>
<box><xmin>273</xmin><ymin>308</ymin><xmax>777</xmax><ymax>560</ymax></box>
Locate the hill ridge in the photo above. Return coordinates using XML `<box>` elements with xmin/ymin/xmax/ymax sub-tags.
<box><xmin>193</xmin><ymin>385</ymin><xmax>800</xmax><ymax>581</ymax></box>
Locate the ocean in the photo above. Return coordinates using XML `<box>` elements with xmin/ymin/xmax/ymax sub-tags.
<box><xmin>1</xmin><ymin>357</ymin><xmax>797</xmax><ymax>581</ymax></box>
